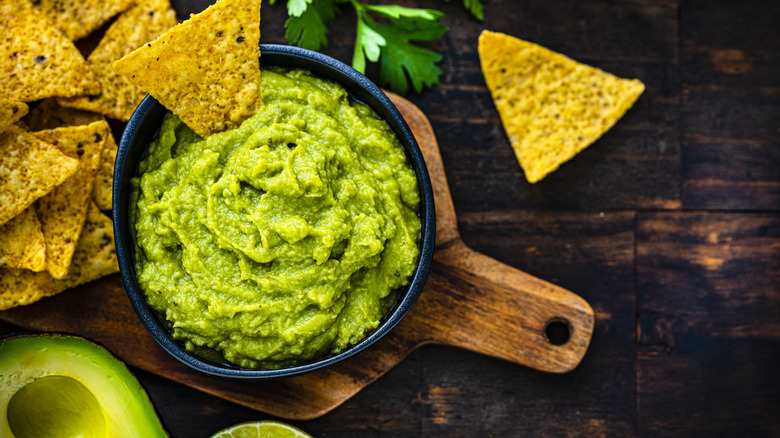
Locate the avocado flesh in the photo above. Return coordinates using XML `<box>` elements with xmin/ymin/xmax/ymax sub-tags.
<box><xmin>0</xmin><ymin>334</ymin><xmax>167</xmax><ymax>438</ymax></box>
<box><xmin>8</xmin><ymin>375</ymin><xmax>106</xmax><ymax>438</ymax></box>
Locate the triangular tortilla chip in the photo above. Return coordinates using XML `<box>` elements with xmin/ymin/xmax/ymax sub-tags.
<box><xmin>59</xmin><ymin>0</ymin><xmax>178</xmax><ymax>121</ymax></box>
<box><xmin>30</xmin><ymin>0</ymin><xmax>135</xmax><ymax>41</ymax></box>
<box><xmin>113</xmin><ymin>0</ymin><xmax>262</xmax><ymax>138</ymax></box>
<box><xmin>0</xmin><ymin>206</ymin><xmax>46</xmax><ymax>272</ymax></box>
<box><xmin>0</xmin><ymin>125</ymin><xmax>80</xmax><ymax>227</ymax></box>
<box><xmin>33</xmin><ymin>121</ymin><xmax>109</xmax><ymax>279</ymax></box>
<box><xmin>0</xmin><ymin>100</ymin><xmax>29</xmax><ymax>134</ymax></box>
<box><xmin>0</xmin><ymin>0</ymin><xmax>100</xmax><ymax>102</ymax></box>
<box><xmin>24</xmin><ymin>99</ymin><xmax>117</xmax><ymax>211</ymax></box>
<box><xmin>478</xmin><ymin>30</ymin><xmax>645</xmax><ymax>183</ymax></box>
<box><xmin>0</xmin><ymin>201</ymin><xmax>118</xmax><ymax>310</ymax></box>
<box><xmin>65</xmin><ymin>201</ymin><xmax>120</xmax><ymax>288</ymax></box>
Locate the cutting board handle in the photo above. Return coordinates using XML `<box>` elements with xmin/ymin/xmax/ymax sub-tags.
<box><xmin>386</xmin><ymin>92</ymin><xmax>594</xmax><ymax>374</ymax></box>
<box><xmin>409</xmin><ymin>240</ymin><xmax>595</xmax><ymax>373</ymax></box>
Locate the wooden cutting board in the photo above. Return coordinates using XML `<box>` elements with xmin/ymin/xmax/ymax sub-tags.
<box><xmin>0</xmin><ymin>94</ymin><xmax>594</xmax><ymax>420</ymax></box>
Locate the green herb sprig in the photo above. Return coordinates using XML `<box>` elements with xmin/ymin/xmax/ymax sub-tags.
<box><xmin>273</xmin><ymin>0</ymin><xmax>484</xmax><ymax>95</ymax></box>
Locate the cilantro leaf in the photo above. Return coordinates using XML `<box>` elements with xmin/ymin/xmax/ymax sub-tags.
<box><xmin>363</xmin><ymin>4</ymin><xmax>442</xmax><ymax>21</ymax></box>
<box><xmin>287</xmin><ymin>0</ymin><xmax>313</xmax><ymax>16</ymax></box>
<box><xmin>378</xmin><ymin>29</ymin><xmax>444</xmax><ymax>95</ymax></box>
<box><xmin>355</xmin><ymin>5</ymin><xmax>446</xmax><ymax>94</ymax></box>
<box><xmin>277</xmin><ymin>0</ymin><xmax>449</xmax><ymax>95</ymax></box>
<box><xmin>463</xmin><ymin>0</ymin><xmax>484</xmax><ymax>20</ymax></box>
<box><xmin>352</xmin><ymin>18</ymin><xmax>385</xmax><ymax>74</ymax></box>
<box><xmin>284</xmin><ymin>0</ymin><xmax>344</xmax><ymax>51</ymax></box>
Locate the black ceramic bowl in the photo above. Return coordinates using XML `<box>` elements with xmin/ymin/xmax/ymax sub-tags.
<box><xmin>113</xmin><ymin>44</ymin><xmax>435</xmax><ymax>379</ymax></box>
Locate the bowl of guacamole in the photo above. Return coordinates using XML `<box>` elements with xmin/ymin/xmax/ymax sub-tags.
<box><xmin>114</xmin><ymin>44</ymin><xmax>435</xmax><ymax>378</ymax></box>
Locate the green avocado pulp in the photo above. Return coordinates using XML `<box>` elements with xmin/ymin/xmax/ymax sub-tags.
<box><xmin>7</xmin><ymin>376</ymin><xmax>106</xmax><ymax>438</ymax></box>
<box><xmin>132</xmin><ymin>68</ymin><xmax>421</xmax><ymax>369</ymax></box>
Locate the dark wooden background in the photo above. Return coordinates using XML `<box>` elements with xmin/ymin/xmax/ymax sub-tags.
<box><xmin>2</xmin><ymin>0</ymin><xmax>779</xmax><ymax>436</ymax></box>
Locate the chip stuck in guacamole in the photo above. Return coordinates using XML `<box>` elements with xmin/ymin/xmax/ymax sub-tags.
<box><xmin>132</xmin><ymin>68</ymin><xmax>422</xmax><ymax>369</ymax></box>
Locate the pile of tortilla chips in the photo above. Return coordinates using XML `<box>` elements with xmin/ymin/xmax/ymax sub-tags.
<box><xmin>0</xmin><ymin>118</ymin><xmax>117</xmax><ymax>310</ymax></box>
<box><xmin>479</xmin><ymin>30</ymin><xmax>645</xmax><ymax>183</ymax></box>
<box><xmin>0</xmin><ymin>0</ymin><xmax>177</xmax><ymax>310</ymax></box>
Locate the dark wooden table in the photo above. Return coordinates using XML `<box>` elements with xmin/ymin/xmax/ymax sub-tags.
<box><xmin>2</xmin><ymin>0</ymin><xmax>779</xmax><ymax>436</ymax></box>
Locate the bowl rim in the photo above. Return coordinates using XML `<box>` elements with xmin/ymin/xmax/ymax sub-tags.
<box><xmin>113</xmin><ymin>43</ymin><xmax>435</xmax><ymax>379</ymax></box>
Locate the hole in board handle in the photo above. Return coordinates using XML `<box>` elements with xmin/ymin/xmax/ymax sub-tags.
<box><xmin>544</xmin><ymin>319</ymin><xmax>571</xmax><ymax>346</ymax></box>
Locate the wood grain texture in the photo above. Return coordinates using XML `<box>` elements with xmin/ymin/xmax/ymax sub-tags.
<box><xmin>636</xmin><ymin>212</ymin><xmax>780</xmax><ymax>435</ymax></box>
<box><xmin>0</xmin><ymin>94</ymin><xmax>594</xmax><ymax>420</ymax></box>
<box><xmin>680</xmin><ymin>0</ymin><xmax>780</xmax><ymax>210</ymax></box>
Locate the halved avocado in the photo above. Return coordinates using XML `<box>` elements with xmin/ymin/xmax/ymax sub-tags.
<box><xmin>0</xmin><ymin>334</ymin><xmax>167</xmax><ymax>438</ymax></box>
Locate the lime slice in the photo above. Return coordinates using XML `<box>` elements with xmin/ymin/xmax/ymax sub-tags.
<box><xmin>210</xmin><ymin>420</ymin><xmax>312</xmax><ymax>438</ymax></box>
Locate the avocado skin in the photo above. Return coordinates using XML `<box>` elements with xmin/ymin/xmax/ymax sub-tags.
<box><xmin>0</xmin><ymin>333</ymin><xmax>168</xmax><ymax>438</ymax></box>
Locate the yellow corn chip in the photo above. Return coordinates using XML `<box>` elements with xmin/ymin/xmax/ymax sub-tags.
<box><xmin>30</xmin><ymin>0</ymin><xmax>135</xmax><ymax>41</ymax></box>
<box><xmin>113</xmin><ymin>0</ymin><xmax>262</xmax><ymax>138</ymax></box>
<box><xmin>60</xmin><ymin>201</ymin><xmax>120</xmax><ymax>290</ymax></box>
<box><xmin>0</xmin><ymin>0</ymin><xmax>100</xmax><ymax>102</ymax></box>
<box><xmin>478</xmin><ymin>30</ymin><xmax>645</xmax><ymax>183</ymax></box>
<box><xmin>24</xmin><ymin>99</ymin><xmax>117</xmax><ymax>210</ymax></box>
<box><xmin>0</xmin><ymin>125</ymin><xmax>80</xmax><ymax>227</ymax></box>
<box><xmin>33</xmin><ymin>121</ymin><xmax>109</xmax><ymax>279</ymax></box>
<box><xmin>0</xmin><ymin>267</ymin><xmax>41</xmax><ymax>310</ymax></box>
<box><xmin>0</xmin><ymin>100</ymin><xmax>29</xmax><ymax>134</ymax></box>
<box><xmin>92</xmin><ymin>134</ymin><xmax>118</xmax><ymax>211</ymax></box>
<box><xmin>0</xmin><ymin>201</ymin><xmax>118</xmax><ymax>310</ymax></box>
<box><xmin>12</xmin><ymin>120</ymin><xmax>30</xmax><ymax>131</ymax></box>
<box><xmin>59</xmin><ymin>0</ymin><xmax>178</xmax><ymax>121</ymax></box>
<box><xmin>0</xmin><ymin>206</ymin><xmax>46</xmax><ymax>272</ymax></box>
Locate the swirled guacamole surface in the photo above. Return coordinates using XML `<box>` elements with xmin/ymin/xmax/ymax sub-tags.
<box><xmin>132</xmin><ymin>69</ymin><xmax>421</xmax><ymax>369</ymax></box>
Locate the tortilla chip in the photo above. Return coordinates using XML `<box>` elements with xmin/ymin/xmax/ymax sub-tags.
<box><xmin>0</xmin><ymin>206</ymin><xmax>46</xmax><ymax>272</ymax></box>
<box><xmin>24</xmin><ymin>100</ymin><xmax>117</xmax><ymax>210</ymax></box>
<box><xmin>478</xmin><ymin>30</ymin><xmax>645</xmax><ymax>183</ymax></box>
<box><xmin>92</xmin><ymin>133</ymin><xmax>117</xmax><ymax>211</ymax></box>
<box><xmin>33</xmin><ymin>121</ymin><xmax>109</xmax><ymax>279</ymax></box>
<box><xmin>0</xmin><ymin>100</ymin><xmax>29</xmax><ymax>134</ymax></box>
<box><xmin>0</xmin><ymin>202</ymin><xmax>118</xmax><ymax>310</ymax></box>
<box><xmin>113</xmin><ymin>0</ymin><xmax>262</xmax><ymax>138</ymax></box>
<box><xmin>0</xmin><ymin>125</ymin><xmax>80</xmax><ymax>227</ymax></box>
<box><xmin>0</xmin><ymin>0</ymin><xmax>100</xmax><ymax>102</ymax></box>
<box><xmin>30</xmin><ymin>0</ymin><xmax>135</xmax><ymax>41</ymax></box>
<box><xmin>12</xmin><ymin>120</ymin><xmax>30</xmax><ymax>132</ymax></box>
<box><xmin>62</xmin><ymin>201</ymin><xmax>120</xmax><ymax>289</ymax></box>
<box><xmin>58</xmin><ymin>0</ymin><xmax>178</xmax><ymax>122</ymax></box>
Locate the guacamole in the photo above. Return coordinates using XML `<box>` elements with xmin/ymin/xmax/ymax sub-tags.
<box><xmin>132</xmin><ymin>69</ymin><xmax>421</xmax><ymax>369</ymax></box>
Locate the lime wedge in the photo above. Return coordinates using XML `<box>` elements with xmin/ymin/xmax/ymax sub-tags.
<box><xmin>210</xmin><ymin>420</ymin><xmax>312</xmax><ymax>438</ymax></box>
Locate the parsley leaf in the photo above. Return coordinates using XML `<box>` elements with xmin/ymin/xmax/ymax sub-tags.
<box><xmin>285</xmin><ymin>0</ymin><xmax>344</xmax><ymax>51</ymax></box>
<box><xmin>462</xmin><ymin>0</ymin><xmax>484</xmax><ymax>20</ymax></box>
<box><xmin>287</xmin><ymin>0</ymin><xmax>313</xmax><ymax>16</ymax></box>
<box><xmin>278</xmin><ymin>0</ymin><xmax>449</xmax><ymax>95</ymax></box>
<box><xmin>356</xmin><ymin>5</ymin><xmax>446</xmax><ymax>94</ymax></box>
<box><xmin>363</xmin><ymin>4</ymin><xmax>443</xmax><ymax>21</ymax></box>
<box><xmin>352</xmin><ymin>17</ymin><xmax>385</xmax><ymax>74</ymax></box>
